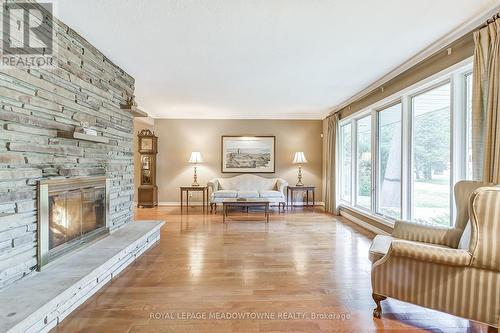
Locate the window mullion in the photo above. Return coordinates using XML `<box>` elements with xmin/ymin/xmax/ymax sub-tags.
<box><xmin>336</xmin><ymin>124</ymin><xmax>342</xmax><ymax>203</ymax></box>
<box><xmin>371</xmin><ymin>110</ymin><xmax>377</xmax><ymax>213</ymax></box>
<box><xmin>451</xmin><ymin>73</ymin><xmax>459</xmax><ymax>226</ymax></box>
<box><xmin>450</xmin><ymin>72</ymin><xmax>467</xmax><ymax>226</ymax></box>
<box><xmin>452</xmin><ymin>73</ymin><xmax>466</xmax><ymax>182</ymax></box>
<box><xmin>401</xmin><ymin>95</ymin><xmax>411</xmax><ymax>221</ymax></box>
<box><xmin>351</xmin><ymin>119</ymin><xmax>357</xmax><ymax>206</ymax></box>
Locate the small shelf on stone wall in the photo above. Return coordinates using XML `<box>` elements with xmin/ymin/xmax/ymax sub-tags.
<box><xmin>57</xmin><ymin>131</ymin><xmax>110</xmax><ymax>144</ymax></box>
<box><xmin>120</xmin><ymin>104</ymin><xmax>148</xmax><ymax>117</ymax></box>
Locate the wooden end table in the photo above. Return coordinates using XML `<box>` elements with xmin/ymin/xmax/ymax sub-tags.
<box><xmin>222</xmin><ymin>199</ymin><xmax>270</xmax><ymax>223</ymax></box>
<box><xmin>180</xmin><ymin>186</ymin><xmax>208</xmax><ymax>212</ymax></box>
<box><xmin>287</xmin><ymin>185</ymin><xmax>315</xmax><ymax>209</ymax></box>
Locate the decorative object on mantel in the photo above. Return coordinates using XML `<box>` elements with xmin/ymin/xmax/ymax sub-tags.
<box><xmin>120</xmin><ymin>96</ymin><xmax>148</xmax><ymax>117</ymax></box>
<box><xmin>137</xmin><ymin>129</ymin><xmax>158</xmax><ymax>208</ymax></box>
<box><xmin>81</xmin><ymin>121</ymin><xmax>97</xmax><ymax>136</ymax></box>
<box><xmin>292</xmin><ymin>152</ymin><xmax>307</xmax><ymax>186</ymax></box>
<box><xmin>57</xmin><ymin>121</ymin><xmax>110</xmax><ymax>144</ymax></box>
<box><xmin>221</xmin><ymin>136</ymin><xmax>275</xmax><ymax>173</ymax></box>
<box><xmin>188</xmin><ymin>152</ymin><xmax>203</xmax><ymax>186</ymax></box>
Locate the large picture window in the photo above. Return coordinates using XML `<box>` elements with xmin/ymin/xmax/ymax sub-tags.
<box><xmin>377</xmin><ymin>103</ymin><xmax>402</xmax><ymax>219</ymax></box>
<box><xmin>356</xmin><ymin>116</ymin><xmax>372</xmax><ymax>210</ymax></box>
<box><xmin>411</xmin><ymin>83</ymin><xmax>451</xmax><ymax>225</ymax></box>
<box><xmin>337</xmin><ymin>64</ymin><xmax>472</xmax><ymax>226</ymax></box>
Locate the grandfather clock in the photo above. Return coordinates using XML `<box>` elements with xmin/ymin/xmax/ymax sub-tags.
<box><xmin>137</xmin><ymin>129</ymin><xmax>158</xmax><ymax>208</ymax></box>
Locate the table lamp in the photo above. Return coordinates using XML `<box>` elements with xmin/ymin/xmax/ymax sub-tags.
<box><xmin>293</xmin><ymin>152</ymin><xmax>307</xmax><ymax>186</ymax></box>
<box><xmin>188</xmin><ymin>152</ymin><xmax>203</xmax><ymax>186</ymax></box>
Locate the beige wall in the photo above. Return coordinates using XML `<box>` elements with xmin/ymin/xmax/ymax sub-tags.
<box><xmin>136</xmin><ymin>119</ymin><xmax>323</xmax><ymax>204</ymax></box>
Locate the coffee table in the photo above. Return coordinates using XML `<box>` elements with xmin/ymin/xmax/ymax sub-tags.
<box><xmin>222</xmin><ymin>198</ymin><xmax>271</xmax><ymax>223</ymax></box>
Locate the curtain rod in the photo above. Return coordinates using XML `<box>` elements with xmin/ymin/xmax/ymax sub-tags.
<box><xmin>324</xmin><ymin>7</ymin><xmax>500</xmax><ymax>121</ymax></box>
<box><xmin>481</xmin><ymin>13</ymin><xmax>500</xmax><ymax>28</ymax></box>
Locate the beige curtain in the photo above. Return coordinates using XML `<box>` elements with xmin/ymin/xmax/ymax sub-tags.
<box><xmin>472</xmin><ymin>18</ymin><xmax>500</xmax><ymax>183</ymax></box>
<box><xmin>324</xmin><ymin>114</ymin><xmax>339</xmax><ymax>214</ymax></box>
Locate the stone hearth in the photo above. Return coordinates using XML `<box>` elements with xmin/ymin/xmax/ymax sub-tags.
<box><xmin>0</xmin><ymin>221</ymin><xmax>164</xmax><ymax>333</ymax></box>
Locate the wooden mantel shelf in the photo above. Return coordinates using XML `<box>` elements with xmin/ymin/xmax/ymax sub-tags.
<box><xmin>120</xmin><ymin>105</ymin><xmax>148</xmax><ymax>117</ymax></box>
<box><xmin>57</xmin><ymin>131</ymin><xmax>110</xmax><ymax>144</ymax></box>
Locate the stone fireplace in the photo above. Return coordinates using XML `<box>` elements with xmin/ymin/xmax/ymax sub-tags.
<box><xmin>37</xmin><ymin>177</ymin><xmax>110</xmax><ymax>270</ymax></box>
<box><xmin>0</xmin><ymin>2</ymin><xmax>164</xmax><ymax>331</ymax></box>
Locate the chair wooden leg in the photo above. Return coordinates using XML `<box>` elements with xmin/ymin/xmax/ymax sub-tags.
<box><xmin>372</xmin><ymin>293</ymin><xmax>386</xmax><ymax>319</ymax></box>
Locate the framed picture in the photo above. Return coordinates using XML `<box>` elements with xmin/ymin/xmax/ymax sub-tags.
<box><xmin>221</xmin><ymin>136</ymin><xmax>275</xmax><ymax>173</ymax></box>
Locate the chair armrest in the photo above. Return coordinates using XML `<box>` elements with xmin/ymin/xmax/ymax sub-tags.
<box><xmin>388</xmin><ymin>240</ymin><xmax>472</xmax><ymax>266</ymax></box>
<box><xmin>392</xmin><ymin>220</ymin><xmax>463</xmax><ymax>248</ymax></box>
<box><xmin>207</xmin><ymin>178</ymin><xmax>219</xmax><ymax>193</ymax></box>
<box><xmin>276</xmin><ymin>178</ymin><xmax>288</xmax><ymax>196</ymax></box>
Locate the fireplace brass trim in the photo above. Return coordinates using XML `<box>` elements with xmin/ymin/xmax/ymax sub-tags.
<box><xmin>37</xmin><ymin>176</ymin><xmax>110</xmax><ymax>271</ymax></box>
<box><xmin>38</xmin><ymin>182</ymin><xmax>49</xmax><ymax>269</ymax></box>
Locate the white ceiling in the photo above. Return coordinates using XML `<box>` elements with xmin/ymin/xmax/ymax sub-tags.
<box><xmin>54</xmin><ymin>0</ymin><xmax>499</xmax><ymax>119</ymax></box>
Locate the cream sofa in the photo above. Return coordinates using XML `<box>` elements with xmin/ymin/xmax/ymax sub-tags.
<box><xmin>369</xmin><ymin>181</ymin><xmax>500</xmax><ymax>329</ymax></box>
<box><xmin>208</xmin><ymin>174</ymin><xmax>287</xmax><ymax>212</ymax></box>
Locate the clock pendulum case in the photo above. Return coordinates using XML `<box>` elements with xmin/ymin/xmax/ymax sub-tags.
<box><xmin>137</xmin><ymin>129</ymin><xmax>158</xmax><ymax>207</ymax></box>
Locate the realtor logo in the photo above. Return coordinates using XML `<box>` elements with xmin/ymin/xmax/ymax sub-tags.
<box><xmin>1</xmin><ymin>2</ymin><xmax>55</xmax><ymax>68</ymax></box>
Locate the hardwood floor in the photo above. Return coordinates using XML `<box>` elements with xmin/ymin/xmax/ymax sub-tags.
<box><xmin>52</xmin><ymin>206</ymin><xmax>490</xmax><ymax>332</ymax></box>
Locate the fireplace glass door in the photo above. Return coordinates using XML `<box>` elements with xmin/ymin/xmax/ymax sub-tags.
<box><xmin>49</xmin><ymin>186</ymin><xmax>106</xmax><ymax>250</ymax></box>
<box><xmin>38</xmin><ymin>177</ymin><xmax>109</xmax><ymax>269</ymax></box>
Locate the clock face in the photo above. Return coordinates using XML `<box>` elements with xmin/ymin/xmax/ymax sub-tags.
<box><xmin>141</xmin><ymin>138</ymin><xmax>153</xmax><ymax>151</ymax></box>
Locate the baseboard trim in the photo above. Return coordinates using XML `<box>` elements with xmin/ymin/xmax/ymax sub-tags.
<box><xmin>285</xmin><ymin>201</ymin><xmax>325</xmax><ymax>207</ymax></box>
<box><xmin>340</xmin><ymin>210</ymin><xmax>390</xmax><ymax>235</ymax></box>
<box><xmin>154</xmin><ymin>201</ymin><xmax>325</xmax><ymax>207</ymax></box>
<box><xmin>158</xmin><ymin>202</ymin><xmax>205</xmax><ymax>206</ymax></box>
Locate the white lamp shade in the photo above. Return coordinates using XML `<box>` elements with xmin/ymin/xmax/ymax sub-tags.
<box><xmin>189</xmin><ymin>151</ymin><xmax>203</xmax><ymax>163</ymax></box>
<box><xmin>293</xmin><ymin>152</ymin><xmax>307</xmax><ymax>164</ymax></box>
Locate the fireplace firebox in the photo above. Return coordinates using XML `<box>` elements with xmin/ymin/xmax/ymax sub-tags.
<box><xmin>37</xmin><ymin>176</ymin><xmax>110</xmax><ymax>270</ymax></box>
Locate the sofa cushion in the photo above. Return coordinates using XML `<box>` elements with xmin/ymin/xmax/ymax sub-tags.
<box><xmin>259</xmin><ymin>190</ymin><xmax>283</xmax><ymax>198</ymax></box>
<box><xmin>369</xmin><ymin>235</ymin><xmax>393</xmax><ymax>263</ymax></box>
<box><xmin>237</xmin><ymin>191</ymin><xmax>259</xmax><ymax>199</ymax></box>
<box><xmin>218</xmin><ymin>174</ymin><xmax>276</xmax><ymax>191</ymax></box>
<box><xmin>213</xmin><ymin>190</ymin><xmax>238</xmax><ymax>198</ymax></box>
<box><xmin>217</xmin><ymin>178</ymin><xmax>236</xmax><ymax>190</ymax></box>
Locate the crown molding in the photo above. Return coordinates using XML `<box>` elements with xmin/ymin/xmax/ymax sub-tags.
<box><xmin>134</xmin><ymin>113</ymin><xmax>155</xmax><ymax>126</ymax></box>
<box><xmin>326</xmin><ymin>4</ymin><xmax>500</xmax><ymax>118</ymax></box>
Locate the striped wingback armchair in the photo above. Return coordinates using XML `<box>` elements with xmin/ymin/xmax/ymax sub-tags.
<box><xmin>369</xmin><ymin>184</ymin><xmax>500</xmax><ymax>329</ymax></box>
